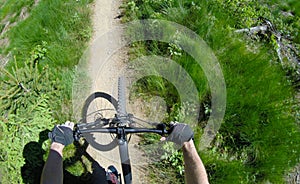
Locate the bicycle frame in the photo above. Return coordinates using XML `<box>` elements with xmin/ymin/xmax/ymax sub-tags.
<box><xmin>75</xmin><ymin>76</ymin><xmax>169</xmax><ymax>184</ymax></box>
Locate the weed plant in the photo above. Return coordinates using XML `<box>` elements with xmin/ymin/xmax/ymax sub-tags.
<box><xmin>122</xmin><ymin>0</ymin><xmax>300</xmax><ymax>183</ymax></box>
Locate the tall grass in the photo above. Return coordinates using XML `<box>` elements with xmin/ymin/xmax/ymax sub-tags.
<box><xmin>122</xmin><ymin>0</ymin><xmax>300</xmax><ymax>183</ymax></box>
<box><xmin>4</xmin><ymin>0</ymin><xmax>92</xmax><ymax>68</ymax></box>
<box><xmin>0</xmin><ymin>0</ymin><xmax>34</xmax><ymax>23</ymax></box>
<box><xmin>0</xmin><ymin>0</ymin><xmax>93</xmax><ymax>183</ymax></box>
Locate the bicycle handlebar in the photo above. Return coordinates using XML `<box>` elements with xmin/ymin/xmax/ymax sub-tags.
<box><xmin>74</xmin><ymin>121</ymin><xmax>170</xmax><ymax>141</ymax></box>
<box><xmin>77</xmin><ymin>127</ymin><xmax>168</xmax><ymax>135</ymax></box>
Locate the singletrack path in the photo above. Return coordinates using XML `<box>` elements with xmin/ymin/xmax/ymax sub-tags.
<box><xmin>85</xmin><ymin>0</ymin><xmax>148</xmax><ymax>183</ymax></box>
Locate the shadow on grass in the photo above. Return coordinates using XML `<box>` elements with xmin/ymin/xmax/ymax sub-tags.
<box><xmin>21</xmin><ymin>130</ymin><xmax>48</xmax><ymax>184</ymax></box>
<box><xmin>21</xmin><ymin>129</ymin><xmax>109</xmax><ymax>184</ymax></box>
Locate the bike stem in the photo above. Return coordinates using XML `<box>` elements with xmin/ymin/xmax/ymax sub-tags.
<box><xmin>117</xmin><ymin>127</ymin><xmax>132</xmax><ymax>184</ymax></box>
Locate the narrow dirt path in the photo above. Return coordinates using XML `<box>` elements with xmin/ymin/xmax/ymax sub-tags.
<box><xmin>85</xmin><ymin>1</ymin><xmax>148</xmax><ymax>183</ymax></box>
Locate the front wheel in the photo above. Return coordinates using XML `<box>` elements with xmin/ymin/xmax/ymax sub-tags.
<box><xmin>81</xmin><ymin>92</ymin><xmax>118</xmax><ymax>124</ymax></box>
<box><xmin>81</xmin><ymin>92</ymin><xmax>119</xmax><ymax>151</ymax></box>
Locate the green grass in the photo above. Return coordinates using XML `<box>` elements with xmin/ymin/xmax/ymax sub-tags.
<box><xmin>4</xmin><ymin>0</ymin><xmax>92</xmax><ymax>68</ymax></box>
<box><xmin>122</xmin><ymin>0</ymin><xmax>300</xmax><ymax>183</ymax></box>
<box><xmin>0</xmin><ymin>0</ymin><xmax>34</xmax><ymax>23</ymax></box>
<box><xmin>0</xmin><ymin>0</ymin><xmax>93</xmax><ymax>183</ymax></box>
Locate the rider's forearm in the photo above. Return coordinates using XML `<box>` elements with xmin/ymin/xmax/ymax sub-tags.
<box><xmin>40</xmin><ymin>143</ymin><xmax>64</xmax><ymax>184</ymax></box>
<box><xmin>182</xmin><ymin>140</ymin><xmax>209</xmax><ymax>184</ymax></box>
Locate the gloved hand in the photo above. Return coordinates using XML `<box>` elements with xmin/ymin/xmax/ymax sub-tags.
<box><xmin>166</xmin><ymin>122</ymin><xmax>194</xmax><ymax>146</ymax></box>
<box><xmin>48</xmin><ymin>121</ymin><xmax>74</xmax><ymax>146</ymax></box>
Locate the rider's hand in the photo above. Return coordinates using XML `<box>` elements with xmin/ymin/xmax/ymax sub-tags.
<box><xmin>48</xmin><ymin>121</ymin><xmax>74</xmax><ymax>146</ymax></box>
<box><xmin>165</xmin><ymin>122</ymin><xmax>194</xmax><ymax>147</ymax></box>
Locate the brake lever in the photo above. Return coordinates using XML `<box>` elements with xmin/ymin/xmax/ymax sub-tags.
<box><xmin>155</xmin><ymin>123</ymin><xmax>170</xmax><ymax>136</ymax></box>
<box><xmin>74</xmin><ymin>117</ymin><xmax>110</xmax><ymax>140</ymax></box>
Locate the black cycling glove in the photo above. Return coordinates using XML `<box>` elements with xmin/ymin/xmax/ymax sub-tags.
<box><xmin>48</xmin><ymin>121</ymin><xmax>74</xmax><ymax>146</ymax></box>
<box><xmin>167</xmin><ymin>122</ymin><xmax>194</xmax><ymax>146</ymax></box>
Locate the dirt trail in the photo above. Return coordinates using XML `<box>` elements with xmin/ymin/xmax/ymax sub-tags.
<box><xmin>85</xmin><ymin>0</ymin><xmax>148</xmax><ymax>183</ymax></box>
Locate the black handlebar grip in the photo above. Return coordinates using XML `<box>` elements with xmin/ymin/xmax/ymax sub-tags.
<box><xmin>73</xmin><ymin>125</ymin><xmax>81</xmax><ymax>141</ymax></box>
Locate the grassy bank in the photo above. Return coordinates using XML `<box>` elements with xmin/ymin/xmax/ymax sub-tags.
<box><xmin>0</xmin><ymin>0</ymin><xmax>93</xmax><ymax>183</ymax></box>
<box><xmin>122</xmin><ymin>0</ymin><xmax>300</xmax><ymax>183</ymax></box>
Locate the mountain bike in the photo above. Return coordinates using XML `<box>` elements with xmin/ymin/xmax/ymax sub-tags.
<box><xmin>74</xmin><ymin>76</ymin><xmax>170</xmax><ymax>184</ymax></box>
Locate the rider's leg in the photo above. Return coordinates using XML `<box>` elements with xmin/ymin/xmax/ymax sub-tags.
<box><xmin>91</xmin><ymin>161</ymin><xmax>108</xmax><ymax>184</ymax></box>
